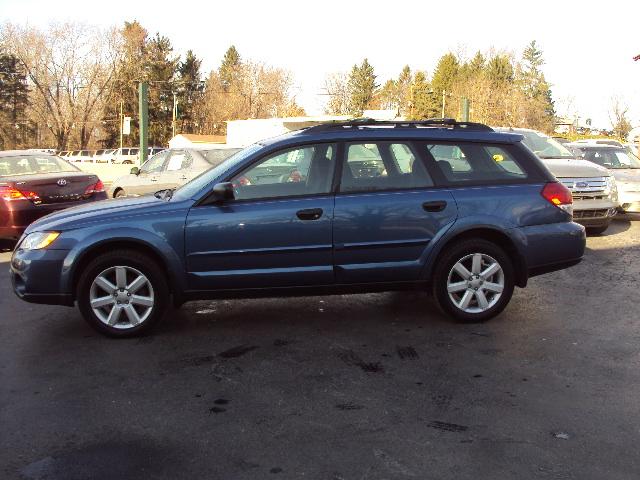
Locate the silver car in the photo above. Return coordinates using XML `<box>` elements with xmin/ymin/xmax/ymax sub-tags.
<box><xmin>108</xmin><ymin>147</ymin><xmax>241</xmax><ymax>198</ymax></box>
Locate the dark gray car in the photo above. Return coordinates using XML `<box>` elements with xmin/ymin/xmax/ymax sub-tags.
<box><xmin>108</xmin><ymin>147</ymin><xmax>241</xmax><ymax>198</ymax></box>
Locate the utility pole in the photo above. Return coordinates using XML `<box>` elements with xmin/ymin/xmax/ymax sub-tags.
<box><xmin>461</xmin><ymin>97</ymin><xmax>470</xmax><ymax>122</ymax></box>
<box><xmin>119</xmin><ymin>99</ymin><xmax>124</xmax><ymax>150</ymax></box>
<box><xmin>139</xmin><ymin>82</ymin><xmax>149</xmax><ymax>164</ymax></box>
<box><xmin>172</xmin><ymin>92</ymin><xmax>178</xmax><ymax>138</ymax></box>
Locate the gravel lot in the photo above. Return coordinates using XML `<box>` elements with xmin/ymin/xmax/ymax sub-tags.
<box><xmin>1</xmin><ymin>216</ymin><xmax>639</xmax><ymax>480</ymax></box>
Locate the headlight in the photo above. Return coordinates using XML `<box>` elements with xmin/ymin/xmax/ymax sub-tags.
<box><xmin>19</xmin><ymin>231</ymin><xmax>60</xmax><ymax>250</ymax></box>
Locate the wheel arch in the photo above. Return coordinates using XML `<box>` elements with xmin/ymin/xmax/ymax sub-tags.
<box><xmin>425</xmin><ymin>226</ymin><xmax>528</xmax><ymax>288</ymax></box>
<box><xmin>66</xmin><ymin>237</ymin><xmax>184</xmax><ymax>302</ymax></box>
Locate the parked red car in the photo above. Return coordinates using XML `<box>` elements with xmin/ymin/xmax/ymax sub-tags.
<box><xmin>0</xmin><ymin>150</ymin><xmax>107</xmax><ymax>241</ymax></box>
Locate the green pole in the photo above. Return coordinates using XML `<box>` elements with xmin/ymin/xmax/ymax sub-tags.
<box><xmin>461</xmin><ymin>97</ymin><xmax>470</xmax><ymax>122</ymax></box>
<box><xmin>139</xmin><ymin>82</ymin><xmax>149</xmax><ymax>163</ymax></box>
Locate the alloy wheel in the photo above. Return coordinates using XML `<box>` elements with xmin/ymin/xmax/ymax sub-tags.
<box><xmin>89</xmin><ymin>265</ymin><xmax>155</xmax><ymax>329</ymax></box>
<box><xmin>446</xmin><ymin>253</ymin><xmax>504</xmax><ymax>314</ymax></box>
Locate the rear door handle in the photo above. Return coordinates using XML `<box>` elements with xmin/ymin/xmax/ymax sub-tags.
<box><xmin>422</xmin><ymin>200</ymin><xmax>447</xmax><ymax>212</ymax></box>
<box><xmin>296</xmin><ymin>208</ymin><xmax>323</xmax><ymax>220</ymax></box>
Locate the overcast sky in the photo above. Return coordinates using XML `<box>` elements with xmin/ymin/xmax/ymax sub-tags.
<box><xmin>2</xmin><ymin>0</ymin><xmax>639</xmax><ymax>129</ymax></box>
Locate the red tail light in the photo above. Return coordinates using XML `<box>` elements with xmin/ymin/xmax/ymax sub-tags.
<box><xmin>84</xmin><ymin>179</ymin><xmax>105</xmax><ymax>195</ymax></box>
<box><xmin>541</xmin><ymin>182</ymin><xmax>573</xmax><ymax>214</ymax></box>
<box><xmin>0</xmin><ymin>186</ymin><xmax>41</xmax><ymax>203</ymax></box>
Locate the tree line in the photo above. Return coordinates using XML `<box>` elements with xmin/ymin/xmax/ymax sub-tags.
<box><xmin>0</xmin><ymin>20</ymin><xmax>632</xmax><ymax>151</ymax></box>
<box><xmin>325</xmin><ymin>42</ymin><xmax>556</xmax><ymax>132</ymax></box>
<box><xmin>0</xmin><ymin>21</ymin><xmax>302</xmax><ymax>150</ymax></box>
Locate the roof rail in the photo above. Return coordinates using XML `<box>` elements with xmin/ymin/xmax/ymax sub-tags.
<box><xmin>305</xmin><ymin>118</ymin><xmax>493</xmax><ymax>132</ymax></box>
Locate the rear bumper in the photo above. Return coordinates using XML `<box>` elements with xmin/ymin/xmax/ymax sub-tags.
<box><xmin>519</xmin><ymin>221</ymin><xmax>586</xmax><ymax>278</ymax></box>
<box><xmin>0</xmin><ymin>193</ymin><xmax>107</xmax><ymax>240</ymax></box>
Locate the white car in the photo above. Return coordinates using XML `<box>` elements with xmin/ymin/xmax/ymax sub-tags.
<box><xmin>93</xmin><ymin>149</ymin><xmax>116</xmax><ymax>163</ymax></box>
<box><xmin>568</xmin><ymin>143</ymin><xmax>640</xmax><ymax>213</ymax></box>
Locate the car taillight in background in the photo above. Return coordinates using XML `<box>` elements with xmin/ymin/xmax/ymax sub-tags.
<box><xmin>0</xmin><ymin>186</ymin><xmax>42</xmax><ymax>204</ymax></box>
<box><xmin>541</xmin><ymin>181</ymin><xmax>573</xmax><ymax>215</ymax></box>
<box><xmin>84</xmin><ymin>180</ymin><xmax>105</xmax><ymax>195</ymax></box>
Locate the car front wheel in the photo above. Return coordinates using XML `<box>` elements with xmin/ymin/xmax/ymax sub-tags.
<box><xmin>433</xmin><ymin>239</ymin><xmax>514</xmax><ymax>323</ymax></box>
<box><xmin>77</xmin><ymin>250</ymin><xmax>168</xmax><ymax>337</ymax></box>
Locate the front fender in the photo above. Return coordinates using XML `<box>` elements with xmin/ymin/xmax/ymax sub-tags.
<box><xmin>59</xmin><ymin>226</ymin><xmax>186</xmax><ymax>297</ymax></box>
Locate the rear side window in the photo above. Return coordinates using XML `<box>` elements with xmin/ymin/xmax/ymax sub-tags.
<box><xmin>425</xmin><ymin>143</ymin><xmax>528</xmax><ymax>183</ymax></box>
<box><xmin>340</xmin><ymin>142</ymin><xmax>433</xmax><ymax>193</ymax></box>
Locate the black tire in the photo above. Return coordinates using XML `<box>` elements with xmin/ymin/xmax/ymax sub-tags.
<box><xmin>77</xmin><ymin>249</ymin><xmax>169</xmax><ymax>338</ymax></box>
<box><xmin>432</xmin><ymin>239</ymin><xmax>515</xmax><ymax>323</ymax></box>
<box><xmin>586</xmin><ymin>224</ymin><xmax>609</xmax><ymax>236</ymax></box>
<box><xmin>114</xmin><ymin>189</ymin><xmax>126</xmax><ymax>198</ymax></box>
<box><xmin>123</xmin><ymin>160</ymin><xmax>133</xmax><ymax>164</ymax></box>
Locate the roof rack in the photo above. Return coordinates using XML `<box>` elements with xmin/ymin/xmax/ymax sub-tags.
<box><xmin>305</xmin><ymin>117</ymin><xmax>493</xmax><ymax>132</ymax></box>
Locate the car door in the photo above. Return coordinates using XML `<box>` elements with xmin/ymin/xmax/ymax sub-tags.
<box><xmin>129</xmin><ymin>151</ymin><xmax>168</xmax><ymax>195</ymax></box>
<box><xmin>184</xmin><ymin>143</ymin><xmax>337</xmax><ymax>290</ymax></box>
<box><xmin>333</xmin><ymin>141</ymin><xmax>457</xmax><ymax>283</ymax></box>
<box><xmin>157</xmin><ymin>150</ymin><xmax>193</xmax><ymax>190</ymax></box>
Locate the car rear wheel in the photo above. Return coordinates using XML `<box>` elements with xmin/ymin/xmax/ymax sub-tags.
<box><xmin>114</xmin><ymin>189</ymin><xmax>126</xmax><ymax>198</ymax></box>
<box><xmin>77</xmin><ymin>250</ymin><xmax>168</xmax><ymax>337</ymax></box>
<box><xmin>433</xmin><ymin>239</ymin><xmax>514</xmax><ymax>323</ymax></box>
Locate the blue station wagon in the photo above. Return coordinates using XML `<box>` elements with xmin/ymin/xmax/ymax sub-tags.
<box><xmin>10</xmin><ymin>119</ymin><xmax>586</xmax><ymax>337</ymax></box>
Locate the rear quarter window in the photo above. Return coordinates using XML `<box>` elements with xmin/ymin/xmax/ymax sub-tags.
<box><xmin>424</xmin><ymin>142</ymin><xmax>530</xmax><ymax>184</ymax></box>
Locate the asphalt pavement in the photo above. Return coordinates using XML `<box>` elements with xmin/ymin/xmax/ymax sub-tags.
<box><xmin>1</xmin><ymin>217</ymin><xmax>639</xmax><ymax>480</ymax></box>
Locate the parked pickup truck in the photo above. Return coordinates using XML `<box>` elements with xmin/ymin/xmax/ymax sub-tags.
<box><xmin>496</xmin><ymin>128</ymin><xmax>618</xmax><ymax>235</ymax></box>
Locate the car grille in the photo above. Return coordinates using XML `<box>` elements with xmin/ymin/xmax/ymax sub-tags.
<box><xmin>559</xmin><ymin>177</ymin><xmax>607</xmax><ymax>200</ymax></box>
<box><xmin>573</xmin><ymin>209</ymin><xmax>610</xmax><ymax>219</ymax></box>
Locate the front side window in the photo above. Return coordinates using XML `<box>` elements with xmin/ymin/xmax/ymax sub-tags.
<box><xmin>140</xmin><ymin>152</ymin><xmax>167</xmax><ymax>174</ymax></box>
<box><xmin>426</xmin><ymin>143</ymin><xmax>528</xmax><ymax>183</ymax></box>
<box><xmin>231</xmin><ymin>143</ymin><xmax>336</xmax><ymax>201</ymax></box>
<box><xmin>340</xmin><ymin>142</ymin><xmax>433</xmax><ymax>192</ymax></box>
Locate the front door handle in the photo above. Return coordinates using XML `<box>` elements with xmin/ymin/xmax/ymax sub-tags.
<box><xmin>150</xmin><ymin>177</ymin><xmax>158</xmax><ymax>182</ymax></box>
<box><xmin>296</xmin><ymin>208</ymin><xmax>323</xmax><ymax>221</ymax></box>
<box><xmin>422</xmin><ymin>200</ymin><xmax>447</xmax><ymax>212</ymax></box>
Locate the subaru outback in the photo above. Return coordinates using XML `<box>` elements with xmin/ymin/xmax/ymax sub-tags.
<box><xmin>10</xmin><ymin>119</ymin><xmax>586</xmax><ymax>337</ymax></box>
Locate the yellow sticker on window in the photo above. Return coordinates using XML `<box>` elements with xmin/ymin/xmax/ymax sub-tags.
<box><xmin>493</xmin><ymin>154</ymin><xmax>504</xmax><ymax>162</ymax></box>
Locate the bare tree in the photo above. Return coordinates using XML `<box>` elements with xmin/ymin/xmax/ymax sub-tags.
<box><xmin>1</xmin><ymin>22</ymin><xmax>121</xmax><ymax>149</ymax></box>
<box><xmin>609</xmin><ymin>96</ymin><xmax>632</xmax><ymax>139</ymax></box>
<box><xmin>323</xmin><ymin>72</ymin><xmax>350</xmax><ymax>115</ymax></box>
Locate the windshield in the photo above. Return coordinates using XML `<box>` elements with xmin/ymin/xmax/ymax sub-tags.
<box><xmin>521</xmin><ymin>131</ymin><xmax>576</xmax><ymax>159</ymax></box>
<box><xmin>577</xmin><ymin>148</ymin><xmax>640</xmax><ymax>169</ymax></box>
<box><xmin>172</xmin><ymin>144</ymin><xmax>262</xmax><ymax>200</ymax></box>
<box><xmin>0</xmin><ymin>155</ymin><xmax>79</xmax><ymax>176</ymax></box>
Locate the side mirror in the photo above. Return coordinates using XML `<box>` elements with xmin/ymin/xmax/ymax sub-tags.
<box><xmin>130</xmin><ymin>167</ymin><xmax>140</xmax><ymax>175</ymax></box>
<box><xmin>212</xmin><ymin>182</ymin><xmax>235</xmax><ymax>202</ymax></box>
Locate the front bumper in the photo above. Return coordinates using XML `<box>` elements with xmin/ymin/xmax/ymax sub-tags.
<box><xmin>618</xmin><ymin>191</ymin><xmax>640</xmax><ymax>213</ymax></box>
<box><xmin>10</xmin><ymin>246</ymin><xmax>74</xmax><ymax>306</ymax></box>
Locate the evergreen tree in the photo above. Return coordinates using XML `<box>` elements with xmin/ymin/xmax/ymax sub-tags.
<box><xmin>486</xmin><ymin>55</ymin><xmax>514</xmax><ymax>86</ymax></box>
<box><xmin>430</xmin><ymin>53</ymin><xmax>459</xmax><ymax>95</ymax></box>
<box><xmin>347</xmin><ymin>58</ymin><xmax>378</xmax><ymax>116</ymax></box>
<box><xmin>219</xmin><ymin>45</ymin><xmax>241</xmax><ymax>91</ymax></box>
<box><xmin>0</xmin><ymin>52</ymin><xmax>30</xmax><ymax>149</ymax></box>
<box><xmin>409</xmin><ymin>71</ymin><xmax>438</xmax><ymax>120</ymax></box>
<box><xmin>396</xmin><ymin>65</ymin><xmax>413</xmax><ymax>116</ymax></box>
<box><xmin>101</xmin><ymin>21</ymin><xmax>148</xmax><ymax>147</ymax></box>
<box><xmin>177</xmin><ymin>50</ymin><xmax>203</xmax><ymax>133</ymax></box>
<box><xmin>518</xmin><ymin>41</ymin><xmax>555</xmax><ymax>129</ymax></box>
<box><xmin>144</xmin><ymin>32</ymin><xmax>178</xmax><ymax>146</ymax></box>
